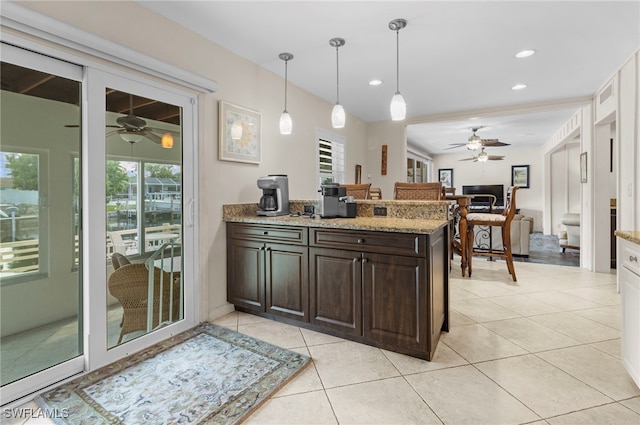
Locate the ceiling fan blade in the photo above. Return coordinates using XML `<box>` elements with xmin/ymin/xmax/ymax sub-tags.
<box><xmin>458</xmin><ymin>157</ymin><xmax>477</xmax><ymax>161</ymax></box>
<box><xmin>144</xmin><ymin>132</ymin><xmax>162</xmax><ymax>144</ymax></box>
<box><xmin>445</xmin><ymin>143</ymin><xmax>467</xmax><ymax>150</ymax></box>
<box><xmin>481</xmin><ymin>140</ymin><xmax>511</xmax><ymax>147</ymax></box>
<box><xmin>487</xmin><ymin>156</ymin><xmax>505</xmax><ymax>160</ymax></box>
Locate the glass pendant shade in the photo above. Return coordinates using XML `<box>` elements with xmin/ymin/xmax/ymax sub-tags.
<box><xmin>279</xmin><ymin>111</ymin><xmax>292</xmax><ymax>135</ymax></box>
<box><xmin>161</xmin><ymin>133</ymin><xmax>174</xmax><ymax>149</ymax></box>
<box><xmin>331</xmin><ymin>103</ymin><xmax>345</xmax><ymax>128</ymax></box>
<box><xmin>477</xmin><ymin>150</ymin><xmax>489</xmax><ymax>162</ymax></box>
<box><xmin>119</xmin><ymin>131</ymin><xmax>144</xmax><ymax>144</ymax></box>
<box><xmin>390</xmin><ymin>92</ymin><xmax>406</xmax><ymax>121</ymax></box>
<box><xmin>467</xmin><ymin>134</ymin><xmax>482</xmax><ymax>150</ymax></box>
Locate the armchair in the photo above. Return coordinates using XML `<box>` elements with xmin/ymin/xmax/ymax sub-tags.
<box><xmin>559</xmin><ymin>213</ymin><xmax>580</xmax><ymax>252</ymax></box>
<box><xmin>471</xmin><ymin>214</ymin><xmax>532</xmax><ymax>256</ymax></box>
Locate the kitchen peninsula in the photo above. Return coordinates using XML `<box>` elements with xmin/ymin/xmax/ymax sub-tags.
<box><xmin>223</xmin><ymin>199</ymin><xmax>451</xmax><ymax>360</ymax></box>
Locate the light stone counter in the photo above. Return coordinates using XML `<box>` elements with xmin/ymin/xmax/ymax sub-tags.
<box><xmin>223</xmin><ymin>199</ymin><xmax>450</xmax><ymax>234</ymax></box>
<box><xmin>615</xmin><ymin>230</ymin><xmax>640</xmax><ymax>245</ymax></box>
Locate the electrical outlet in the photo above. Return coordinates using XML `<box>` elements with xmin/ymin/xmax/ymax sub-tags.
<box><xmin>304</xmin><ymin>205</ymin><xmax>315</xmax><ymax>214</ymax></box>
<box><xmin>373</xmin><ymin>206</ymin><xmax>387</xmax><ymax>216</ymax></box>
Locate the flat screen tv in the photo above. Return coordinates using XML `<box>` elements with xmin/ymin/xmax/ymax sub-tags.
<box><xmin>462</xmin><ymin>184</ymin><xmax>505</xmax><ymax>208</ymax></box>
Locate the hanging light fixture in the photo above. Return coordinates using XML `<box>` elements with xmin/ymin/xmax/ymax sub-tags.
<box><xmin>389</xmin><ymin>18</ymin><xmax>407</xmax><ymax>121</ymax></box>
<box><xmin>329</xmin><ymin>37</ymin><xmax>346</xmax><ymax>128</ymax></box>
<box><xmin>161</xmin><ymin>132</ymin><xmax>174</xmax><ymax>149</ymax></box>
<box><xmin>279</xmin><ymin>52</ymin><xmax>294</xmax><ymax>135</ymax></box>
<box><xmin>467</xmin><ymin>128</ymin><xmax>483</xmax><ymax>150</ymax></box>
<box><xmin>477</xmin><ymin>148</ymin><xmax>489</xmax><ymax>162</ymax></box>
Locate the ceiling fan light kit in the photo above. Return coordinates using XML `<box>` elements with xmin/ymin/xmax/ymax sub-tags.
<box><xmin>279</xmin><ymin>52</ymin><xmax>294</xmax><ymax>135</ymax></box>
<box><xmin>389</xmin><ymin>18</ymin><xmax>407</xmax><ymax>121</ymax></box>
<box><xmin>330</xmin><ymin>37</ymin><xmax>346</xmax><ymax>129</ymax></box>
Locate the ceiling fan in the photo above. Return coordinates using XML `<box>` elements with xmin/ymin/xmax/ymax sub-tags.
<box><xmin>65</xmin><ymin>94</ymin><xmax>177</xmax><ymax>148</ymax></box>
<box><xmin>459</xmin><ymin>147</ymin><xmax>505</xmax><ymax>162</ymax></box>
<box><xmin>445</xmin><ymin>127</ymin><xmax>511</xmax><ymax>150</ymax></box>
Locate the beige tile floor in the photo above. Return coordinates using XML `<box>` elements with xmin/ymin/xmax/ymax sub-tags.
<box><xmin>6</xmin><ymin>259</ymin><xmax>640</xmax><ymax>424</ymax></box>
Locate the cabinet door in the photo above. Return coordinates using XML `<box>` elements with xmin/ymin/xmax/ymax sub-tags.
<box><xmin>363</xmin><ymin>252</ymin><xmax>427</xmax><ymax>353</ymax></box>
<box><xmin>620</xmin><ymin>265</ymin><xmax>640</xmax><ymax>388</ymax></box>
<box><xmin>309</xmin><ymin>247</ymin><xmax>362</xmax><ymax>336</ymax></box>
<box><xmin>265</xmin><ymin>243</ymin><xmax>309</xmax><ymax>322</ymax></box>
<box><xmin>227</xmin><ymin>239</ymin><xmax>265</xmax><ymax>312</ymax></box>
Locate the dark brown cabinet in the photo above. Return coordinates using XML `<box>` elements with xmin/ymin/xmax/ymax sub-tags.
<box><xmin>309</xmin><ymin>247</ymin><xmax>362</xmax><ymax>336</ymax></box>
<box><xmin>227</xmin><ymin>223</ymin><xmax>309</xmax><ymax>322</ymax></box>
<box><xmin>309</xmin><ymin>227</ymin><xmax>448</xmax><ymax>360</ymax></box>
<box><xmin>227</xmin><ymin>222</ymin><xmax>448</xmax><ymax>360</ymax></box>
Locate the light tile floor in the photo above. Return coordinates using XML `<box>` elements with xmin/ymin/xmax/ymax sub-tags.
<box><xmin>6</xmin><ymin>258</ymin><xmax>640</xmax><ymax>425</ymax></box>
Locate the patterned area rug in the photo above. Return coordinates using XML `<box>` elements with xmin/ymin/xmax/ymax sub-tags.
<box><xmin>35</xmin><ymin>323</ymin><xmax>310</xmax><ymax>424</ymax></box>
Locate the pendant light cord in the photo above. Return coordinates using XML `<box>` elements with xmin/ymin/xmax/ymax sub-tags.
<box><xmin>335</xmin><ymin>46</ymin><xmax>340</xmax><ymax>103</ymax></box>
<box><xmin>284</xmin><ymin>59</ymin><xmax>288</xmax><ymax>112</ymax></box>
<box><xmin>395</xmin><ymin>29</ymin><xmax>400</xmax><ymax>94</ymax></box>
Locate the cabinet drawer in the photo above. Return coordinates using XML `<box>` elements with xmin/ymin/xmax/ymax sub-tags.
<box><xmin>310</xmin><ymin>228</ymin><xmax>426</xmax><ymax>257</ymax></box>
<box><xmin>228</xmin><ymin>223</ymin><xmax>307</xmax><ymax>245</ymax></box>
<box><xmin>621</xmin><ymin>241</ymin><xmax>640</xmax><ymax>276</ymax></box>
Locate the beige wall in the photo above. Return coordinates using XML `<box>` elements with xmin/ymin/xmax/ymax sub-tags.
<box><xmin>17</xmin><ymin>1</ymin><xmax>370</xmax><ymax>323</ymax></box>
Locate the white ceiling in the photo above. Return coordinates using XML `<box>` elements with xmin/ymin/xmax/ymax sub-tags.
<box><xmin>139</xmin><ymin>1</ymin><xmax>639</xmax><ymax>155</ymax></box>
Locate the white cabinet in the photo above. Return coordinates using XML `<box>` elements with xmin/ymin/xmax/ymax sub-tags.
<box><xmin>619</xmin><ymin>238</ymin><xmax>640</xmax><ymax>388</ymax></box>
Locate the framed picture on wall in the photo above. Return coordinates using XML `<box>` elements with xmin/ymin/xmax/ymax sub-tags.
<box><xmin>218</xmin><ymin>101</ymin><xmax>261</xmax><ymax>164</ymax></box>
<box><xmin>511</xmin><ymin>165</ymin><xmax>530</xmax><ymax>188</ymax></box>
<box><xmin>438</xmin><ymin>168</ymin><xmax>453</xmax><ymax>188</ymax></box>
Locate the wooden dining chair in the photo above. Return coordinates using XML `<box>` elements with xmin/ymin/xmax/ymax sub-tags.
<box><xmin>341</xmin><ymin>183</ymin><xmax>371</xmax><ymax>200</ymax></box>
<box><xmin>465</xmin><ymin>186</ymin><xmax>520</xmax><ymax>281</ymax></box>
<box><xmin>393</xmin><ymin>182</ymin><xmax>443</xmax><ymax>200</ymax></box>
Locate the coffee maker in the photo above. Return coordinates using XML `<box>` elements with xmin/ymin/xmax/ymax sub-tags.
<box><xmin>318</xmin><ymin>183</ymin><xmax>357</xmax><ymax>218</ymax></box>
<box><xmin>257</xmin><ymin>174</ymin><xmax>289</xmax><ymax>216</ymax></box>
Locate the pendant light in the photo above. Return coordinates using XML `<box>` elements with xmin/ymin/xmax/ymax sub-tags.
<box><xmin>467</xmin><ymin>128</ymin><xmax>482</xmax><ymax>150</ymax></box>
<box><xmin>389</xmin><ymin>18</ymin><xmax>407</xmax><ymax>121</ymax></box>
<box><xmin>477</xmin><ymin>148</ymin><xmax>489</xmax><ymax>162</ymax></box>
<box><xmin>329</xmin><ymin>37</ymin><xmax>346</xmax><ymax>128</ymax></box>
<box><xmin>279</xmin><ymin>52</ymin><xmax>294</xmax><ymax>135</ymax></box>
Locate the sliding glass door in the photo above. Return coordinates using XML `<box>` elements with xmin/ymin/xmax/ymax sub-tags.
<box><xmin>1</xmin><ymin>44</ymin><xmax>198</xmax><ymax>403</ymax></box>
<box><xmin>0</xmin><ymin>45</ymin><xmax>84</xmax><ymax>393</ymax></box>
<box><xmin>104</xmin><ymin>88</ymin><xmax>184</xmax><ymax>348</ymax></box>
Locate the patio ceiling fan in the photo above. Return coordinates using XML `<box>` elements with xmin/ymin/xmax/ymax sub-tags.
<box><xmin>459</xmin><ymin>147</ymin><xmax>505</xmax><ymax>162</ymax></box>
<box><xmin>65</xmin><ymin>94</ymin><xmax>177</xmax><ymax>148</ymax></box>
<box><xmin>445</xmin><ymin>127</ymin><xmax>510</xmax><ymax>150</ymax></box>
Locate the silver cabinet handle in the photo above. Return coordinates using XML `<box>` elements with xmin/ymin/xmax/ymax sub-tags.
<box><xmin>362</xmin><ymin>258</ymin><xmax>368</xmax><ymax>263</ymax></box>
<box><xmin>357</xmin><ymin>239</ymin><xmax>364</xmax><ymax>244</ymax></box>
<box><xmin>630</xmin><ymin>255</ymin><xmax>638</xmax><ymax>263</ymax></box>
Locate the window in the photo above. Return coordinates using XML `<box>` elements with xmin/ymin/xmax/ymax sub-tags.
<box><xmin>317</xmin><ymin>130</ymin><xmax>345</xmax><ymax>187</ymax></box>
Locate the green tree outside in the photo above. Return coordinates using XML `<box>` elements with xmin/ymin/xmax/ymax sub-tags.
<box><xmin>106</xmin><ymin>161</ymin><xmax>129</xmax><ymax>201</ymax></box>
<box><xmin>5</xmin><ymin>153</ymin><xmax>38</xmax><ymax>190</ymax></box>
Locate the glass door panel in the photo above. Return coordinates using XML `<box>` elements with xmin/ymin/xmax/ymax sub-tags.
<box><xmin>0</xmin><ymin>59</ymin><xmax>83</xmax><ymax>386</ymax></box>
<box><xmin>105</xmin><ymin>89</ymin><xmax>183</xmax><ymax>348</ymax></box>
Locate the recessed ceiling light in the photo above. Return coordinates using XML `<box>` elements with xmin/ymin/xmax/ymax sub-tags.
<box><xmin>369</xmin><ymin>79</ymin><xmax>382</xmax><ymax>86</ymax></box>
<box><xmin>512</xmin><ymin>84</ymin><xmax>527</xmax><ymax>90</ymax></box>
<box><xmin>515</xmin><ymin>49</ymin><xmax>536</xmax><ymax>58</ymax></box>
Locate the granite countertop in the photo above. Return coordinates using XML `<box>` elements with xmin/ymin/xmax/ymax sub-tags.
<box><xmin>615</xmin><ymin>230</ymin><xmax>640</xmax><ymax>245</ymax></box>
<box><xmin>223</xmin><ymin>200</ymin><xmax>449</xmax><ymax>234</ymax></box>
<box><xmin>225</xmin><ymin>214</ymin><xmax>447</xmax><ymax>234</ymax></box>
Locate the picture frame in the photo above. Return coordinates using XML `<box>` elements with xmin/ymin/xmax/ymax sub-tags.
<box><xmin>580</xmin><ymin>152</ymin><xmax>588</xmax><ymax>183</ymax></box>
<box><xmin>218</xmin><ymin>101</ymin><xmax>261</xmax><ymax>164</ymax></box>
<box><xmin>438</xmin><ymin>168</ymin><xmax>454</xmax><ymax>188</ymax></box>
<box><xmin>511</xmin><ymin>165</ymin><xmax>530</xmax><ymax>188</ymax></box>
